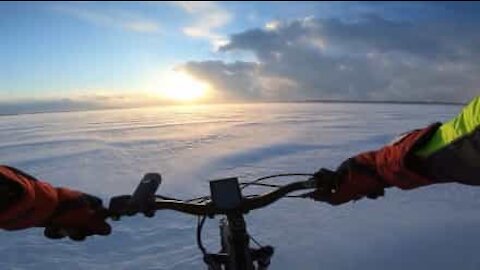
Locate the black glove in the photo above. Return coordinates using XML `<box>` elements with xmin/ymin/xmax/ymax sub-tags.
<box><xmin>43</xmin><ymin>190</ymin><xmax>111</xmax><ymax>241</ymax></box>
<box><xmin>309</xmin><ymin>159</ymin><xmax>385</xmax><ymax>205</ymax></box>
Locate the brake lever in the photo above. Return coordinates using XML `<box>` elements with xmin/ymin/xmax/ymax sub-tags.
<box><xmin>282</xmin><ymin>177</ymin><xmax>320</xmax><ymax>199</ymax></box>
<box><xmin>302</xmin><ymin>169</ymin><xmax>339</xmax><ymax>200</ymax></box>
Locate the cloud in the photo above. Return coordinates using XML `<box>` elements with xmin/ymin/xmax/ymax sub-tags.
<box><xmin>180</xmin><ymin>61</ymin><xmax>298</xmax><ymax>102</ymax></box>
<box><xmin>265</xmin><ymin>20</ymin><xmax>281</xmax><ymax>31</ymax></box>
<box><xmin>179</xmin><ymin>61</ymin><xmax>262</xmax><ymax>101</ymax></box>
<box><xmin>181</xmin><ymin>14</ymin><xmax>480</xmax><ymax>103</ymax></box>
<box><xmin>53</xmin><ymin>5</ymin><xmax>160</xmax><ymax>33</ymax></box>
<box><xmin>173</xmin><ymin>1</ymin><xmax>232</xmax><ymax>48</ymax></box>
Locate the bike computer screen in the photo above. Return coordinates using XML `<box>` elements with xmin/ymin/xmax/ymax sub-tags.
<box><xmin>209</xmin><ymin>178</ymin><xmax>243</xmax><ymax>210</ymax></box>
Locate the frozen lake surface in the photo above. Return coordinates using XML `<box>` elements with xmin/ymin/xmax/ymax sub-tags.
<box><xmin>1</xmin><ymin>102</ymin><xmax>479</xmax><ymax>270</ymax></box>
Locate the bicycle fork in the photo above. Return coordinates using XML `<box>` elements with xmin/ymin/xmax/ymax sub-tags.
<box><xmin>205</xmin><ymin>214</ymin><xmax>273</xmax><ymax>270</ymax></box>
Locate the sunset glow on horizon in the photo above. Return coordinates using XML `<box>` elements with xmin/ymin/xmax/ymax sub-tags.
<box><xmin>157</xmin><ymin>71</ymin><xmax>211</xmax><ymax>102</ymax></box>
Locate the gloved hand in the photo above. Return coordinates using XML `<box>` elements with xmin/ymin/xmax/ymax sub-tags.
<box><xmin>309</xmin><ymin>159</ymin><xmax>386</xmax><ymax>205</ymax></box>
<box><xmin>42</xmin><ymin>188</ymin><xmax>111</xmax><ymax>241</ymax></box>
<box><xmin>0</xmin><ymin>166</ymin><xmax>111</xmax><ymax>241</ymax></box>
<box><xmin>309</xmin><ymin>123</ymin><xmax>440</xmax><ymax>205</ymax></box>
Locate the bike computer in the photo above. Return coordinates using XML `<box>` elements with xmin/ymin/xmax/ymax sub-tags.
<box><xmin>209</xmin><ymin>177</ymin><xmax>243</xmax><ymax>210</ymax></box>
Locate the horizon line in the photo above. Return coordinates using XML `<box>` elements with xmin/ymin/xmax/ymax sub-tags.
<box><xmin>0</xmin><ymin>99</ymin><xmax>465</xmax><ymax>118</ymax></box>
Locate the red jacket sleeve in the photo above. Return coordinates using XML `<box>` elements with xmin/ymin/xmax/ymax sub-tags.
<box><xmin>326</xmin><ymin>123</ymin><xmax>441</xmax><ymax>205</ymax></box>
<box><xmin>354</xmin><ymin>123</ymin><xmax>441</xmax><ymax>190</ymax></box>
<box><xmin>0</xmin><ymin>166</ymin><xmax>58</xmax><ymax>230</ymax></box>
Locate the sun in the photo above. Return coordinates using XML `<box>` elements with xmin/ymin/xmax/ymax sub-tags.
<box><xmin>158</xmin><ymin>71</ymin><xmax>209</xmax><ymax>102</ymax></box>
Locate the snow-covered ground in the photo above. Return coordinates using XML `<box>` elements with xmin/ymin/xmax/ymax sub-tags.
<box><xmin>1</xmin><ymin>102</ymin><xmax>479</xmax><ymax>270</ymax></box>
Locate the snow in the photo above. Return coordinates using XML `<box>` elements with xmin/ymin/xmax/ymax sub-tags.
<box><xmin>1</xmin><ymin>102</ymin><xmax>479</xmax><ymax>270</ymax></box>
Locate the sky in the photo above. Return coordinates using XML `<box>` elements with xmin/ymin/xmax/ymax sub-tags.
<box><xmin>1</xmin><ymin>2</ymin><xmax>480</xmax><ymax>113</ymax></box>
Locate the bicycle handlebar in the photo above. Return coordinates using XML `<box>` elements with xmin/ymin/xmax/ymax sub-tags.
<box><xmin>108</xmin><ymin>176</ymin><xmax>318</xmax><ymax>219</ymax></box>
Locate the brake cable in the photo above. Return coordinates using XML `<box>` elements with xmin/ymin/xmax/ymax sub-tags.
<box><xmin>197</xmin><ymin>215</ymin><xmax>208</xmax><ymax>255</ymax></box>
<box><xmin>187</xmin><ymin>173</ymin><xmax>315</xmax><ymax>204</ymax></box>
<box><xmin>240</xmin><ymin>173</ymin><xmax>314</xmax><ymax>189</ymax></box>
